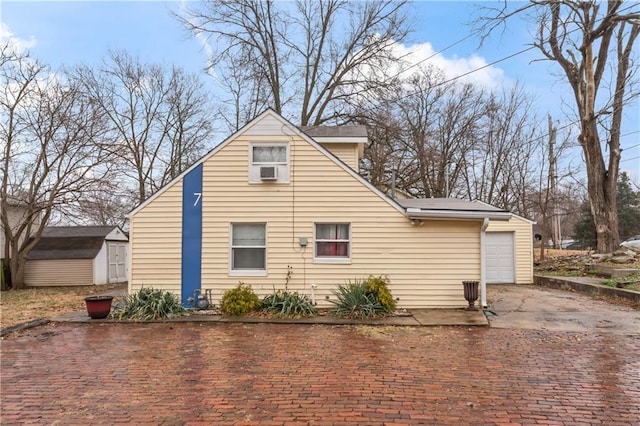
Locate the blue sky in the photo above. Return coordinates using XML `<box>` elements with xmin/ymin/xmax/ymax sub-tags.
<box><xmin>2</xmin><ymin>0</ymin><xmax>638</xmax><ymax>184</ymax></box>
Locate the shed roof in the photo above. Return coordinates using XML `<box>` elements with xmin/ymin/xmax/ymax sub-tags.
<box><xmin>41</xmin><ymin>226</ymin><xmax>117</xmax><ymax>238</ymax></box>
<box><xmin>26</xmin><ymin>226</ymin><xmax>120</xmax><ymax>260</ymax></box>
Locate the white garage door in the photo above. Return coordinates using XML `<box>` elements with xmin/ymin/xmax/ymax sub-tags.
<box><xmin>486</xmin><ymin>232</ymin><xmax>515</xmax><ymax>283</ymax></box>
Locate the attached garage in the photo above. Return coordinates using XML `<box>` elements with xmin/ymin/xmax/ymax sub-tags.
<box><xmin>484</xmin><ymin>212</ymin><xmax>534</xmax><ymax>285</ymax></box>
<box><xmin>25</xmin><ymin>226</ymin><xmax>129</xmax><ymax>287</ymax></box>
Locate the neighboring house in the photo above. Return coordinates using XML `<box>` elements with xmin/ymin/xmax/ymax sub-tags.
<box><xmin>129</xmin><ymin>109</ymin><xmax>530</xmax><ymax>309</ymax></box>
<box><xmin>1</xmin><ymin>200</ymin><xmax>39</xmax><ymax>261</ymax></box>
<box><xmin>24</xmin><ymin>226</ymin><xmax>128</xmax><ymax>286</ymax></box>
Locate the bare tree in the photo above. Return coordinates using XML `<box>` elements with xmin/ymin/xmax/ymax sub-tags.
<box><xmin>476</xmin><ymin>0</ymin><xmax>640</xmax><ymax>252</ymax></box>
<box><xmin>75</xmin><ymin>51</ymin><xmax>215</xmax><ymax>203</ymax></box>
<box><xmin>177</xmin><ymin>0</ymin><xmax>409</xmax><ymax>128</ymax></box>
<box><xmin>1</xmin><ymin>45</ymin><xmax>112</xmax><ymax>289</ymax></box>
<box><xmin>358</xmin><ymin>65</ymin><xmax>543</xmax><ymax>215</ymax></box>
<box><xmin>159</xmin><ymin>67</ymin><xmax>215</xmax><ymax>186</ymax></box>
<box><xmin>462</xmin><ymin>84</ymin><xmax>542</xmax><ymax>216</ymax></box>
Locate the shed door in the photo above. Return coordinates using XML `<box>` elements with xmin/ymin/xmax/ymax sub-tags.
<box><xmin>486</xmin><ymin>232</ymin><xmax>515</xmax><ymax>283</ymax></box>
<box><xmin>108</xmin><ymin>243</ymin><xmax>127</xmax><ymax>283</ymax></box>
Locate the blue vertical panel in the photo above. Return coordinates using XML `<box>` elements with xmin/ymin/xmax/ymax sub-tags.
<box><xmin>181</xmin><ymin>164</ymin><xmax>203</xmax><ymax>306</ymax></box>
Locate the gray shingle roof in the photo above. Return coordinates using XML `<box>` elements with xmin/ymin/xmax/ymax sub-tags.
<box><xmin>299</xmin><ymin>125</ymin><xmax>368</xmax><ymax>138</ymax></box>
<box><xmin>41</xmin><ymin>226</ymin><xmax>116</xmax><ymax>238</ymax></box>
<box><xmin>396</xmin><ymin>198</ymin><xmax>509</xmax><ymax>213</ymax></box>
<box><xmin>26</xmin><ymin>226</ymin><xmax>120</xmax><ymax>260</ymax></box>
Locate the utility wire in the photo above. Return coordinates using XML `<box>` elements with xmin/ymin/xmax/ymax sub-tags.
<box><xmin>368</xmin><ymin>4</ymin><xmax>639</xmax><ymax>108</ymax></box>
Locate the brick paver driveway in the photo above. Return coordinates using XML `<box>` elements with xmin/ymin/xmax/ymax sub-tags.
<box><xmin>2</xmin><ymin>322</ymin><xmax>639</xmax><ymax>425</ymax></box>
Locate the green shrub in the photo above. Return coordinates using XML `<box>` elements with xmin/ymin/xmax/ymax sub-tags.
<box><xmin>364</xmin><ymin>275</ymin><xmax>396</xmax><ymax>313</ymax></box>
<box><xmin>111</xmin><ymin>288</ymin><xmax>187</xmax><ymax>320</ymax></box>
<box><xmin>330</xmin><ymin>279</ymin><xmax>386</xmax><ymax>319</ymax></box>
<box><xmin>262</xmin><ymin>290</ymin><xmax>317</xmax><ymax>317</ymax></box>
<box><xmin>220</xmin><ymin>283</ymin><xmax>261</xmax><ymax>315</ymax></box>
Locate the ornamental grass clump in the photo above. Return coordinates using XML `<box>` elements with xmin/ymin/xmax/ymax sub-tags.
<box><xmin>330</xmin><ymin>279</ymin><xmax>386</xmax><ymax>319</ymax></box>
<box><xmin>262</xmin><ymin>290</ymin><xmax>317</xmax><ymax>317</ymax></box>
<box><xmin>111</xmin><ymin>287</ymin><xmax>187</xmax><ymax>320</ymax></box>
<box><xmin>220</xmin><ymin>283</ymin><xmax>261</xmax><ymax>315</ymax></box>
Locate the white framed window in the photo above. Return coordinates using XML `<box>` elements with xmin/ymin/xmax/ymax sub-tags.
<box><xmin>230</xmin><ymin>223</ymin><xmax>266</xmax><ymax>275</ymax></box>
<box><xmin>314</xmin><ymin>223</ymin><xmax>351</xmax><ymax>263</ymax></box>
<box><xmin>249</xmin><ymin>142</ymin><xmax>290</xmax><ymax>183</ymax></box>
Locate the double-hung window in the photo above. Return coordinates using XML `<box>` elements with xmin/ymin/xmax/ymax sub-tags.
<box><xmin>249</xmin><ymin>143</ymin><xmax>289</xmax><ymax>183</ymax></box>
<box><xmin>231</xmin><ymin>223</ymin><xmax>266</xmax><ymax>274</ymax></box>
<box><xmin>315</xmin><ymin>223</ymin><xmax>350</xmax><ymax>263</ymax></box>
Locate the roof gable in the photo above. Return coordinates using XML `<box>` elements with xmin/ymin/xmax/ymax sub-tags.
<box><xmin>129</xmin><ymin>109</ymin><xmax>405</xmax><ymax>217</ymax></box>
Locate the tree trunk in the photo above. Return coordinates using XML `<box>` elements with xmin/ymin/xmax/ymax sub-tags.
<box><xmin>9</xmin><ymin>248</ymin><xmax>26</xmax><ymax>290</ymax></box>
<box><xmin>582</xmin><ymin>121</ymin><xmax>619</xmax><ymax>253</ymax></box>
<box><xmin>1</xmin><ymin>258</ymin><xmax>10</xmax><ymax>291</ymax></box>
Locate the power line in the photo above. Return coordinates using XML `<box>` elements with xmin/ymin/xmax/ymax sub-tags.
<box><xmin>396</xmin><ymin>34</ymin><xmax>476</xmax><ymax>79</ymax></box>
<box><xmin>366</xmin><ymin>5</ymin><xmax>639</xmax><ymax>108</ymax></box>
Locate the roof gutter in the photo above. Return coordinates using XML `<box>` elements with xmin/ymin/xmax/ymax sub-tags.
<box><xmin>405</xmin><ymin>208</ymin><xmax>512</xmax><ymax>221</ymax></box>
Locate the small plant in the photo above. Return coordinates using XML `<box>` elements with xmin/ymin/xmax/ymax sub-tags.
<box><xmin>364</xmin><ymin>275</ymin><xmax>396</xmax><ymax>313</ymax></box>
<box><xmin>284</xmin><ymin>265</ymin><xmax>293</xmax><ymax>291</ymax></box>
<box><xmin>330</xmin><ymin>279</ymin><xmax>386</xmax><ymax>319</ymax></box>
<box><xmin>111</xmin><ymin>288</ymin><xmax>187</xmax><ymax>320</ymax></box>
<box><xmin>262</xmin><ymin>290</ymin><xmax>317</xmax><ymax>317</ymax></box>
<box><xmin>220</xmin><ymin>283</ymin><xmax>261</xmax><ymax>315</ymax></box>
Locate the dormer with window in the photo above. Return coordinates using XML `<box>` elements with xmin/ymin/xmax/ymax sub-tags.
<box><xmin>249</xmin><ymin>142</ymin><xmax>290</xmax><ymax>183</ymax></box>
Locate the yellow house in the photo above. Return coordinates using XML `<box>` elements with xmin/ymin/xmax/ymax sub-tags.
<box><xmin>129</xmin><ymin>109</ymin><xmax>528</xmax><ymax>309</ymax></box>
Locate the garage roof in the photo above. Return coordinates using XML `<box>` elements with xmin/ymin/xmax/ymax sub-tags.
<box><xmin>397</xmin><ymin>198</ymin><xmax>512</xmax><ymax>221</ymax></box>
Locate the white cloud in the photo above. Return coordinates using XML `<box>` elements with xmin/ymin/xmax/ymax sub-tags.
<box><xmin>390</xmin><ymin>41</ymin><xmax>507</xmax><ymax>89</ymax></box>
<box><xmin>176</xmin><ymin>1</ymin><xmax>215</xmax><ymax>77</ymax></box>
<box><xmin>0</xmin><ymin>22</ymin><xmax>37</xmax><ymax>52</ymax></box>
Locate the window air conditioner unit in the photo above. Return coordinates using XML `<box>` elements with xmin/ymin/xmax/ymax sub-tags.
<box><xmin>260</xmin><ymin>166</ymin><xmax>278</xmax><ymax>181</ymax></box>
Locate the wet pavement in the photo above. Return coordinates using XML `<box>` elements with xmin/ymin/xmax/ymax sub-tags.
<box><xmin>1</xmin><ymin>284</ymin><xmax>640</xmax><ymax>425</ymax></box>
<box><xmin>487</xmin><ymin>284</ymin><xmax>640</xmax><ymax>334</ymax></box>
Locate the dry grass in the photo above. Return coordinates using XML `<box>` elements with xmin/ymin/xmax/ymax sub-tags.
<box><xmin>0</xmin><ymin>284</ymin><xmax>124</xmax><ymax>329</ymax></box>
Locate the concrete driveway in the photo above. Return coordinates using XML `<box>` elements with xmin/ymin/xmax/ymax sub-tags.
<box><xmin>486</xmin><ymin>284</ymin><xmax>640</xmax><ymax>335</ymax></box>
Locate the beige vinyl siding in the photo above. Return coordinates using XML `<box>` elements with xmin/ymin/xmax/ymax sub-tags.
<box><xmin>129</xmin><ymin>182</ymin><xmax>183</xmax><ymax>294</ymax></box>
<box><xmin>195</xmin><ymin>135</ymin><xmax>480</xmax><ymax>308</ymax></box>
<box><xmin>131</xmin><ymin>113</ymin><xmax>484</xmax><ymax>308</ymax></box>
<box><xmin>486</xmin><ymin>217</ymin><xmax>533</xmax><ymax>284</ymax></box>
<box><xmin>25</xmin><ymin>259</ymin><xmax>93</xmax><ymax>286</ymax></box>
<box><xmin>318</xmin><ymin>142</ymin><xmax>359</xmax><ymax>170</ymax></box>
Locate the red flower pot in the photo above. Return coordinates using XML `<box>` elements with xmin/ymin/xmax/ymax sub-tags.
<box><xmin>84</xmin><ymin>295</ymin><xmax>114</xmax><ymax>319</ymax></box>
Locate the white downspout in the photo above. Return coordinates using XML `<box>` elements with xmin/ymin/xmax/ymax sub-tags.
<box><xmin>480</xmin><ymin>218</ymin><xmax>490</xmax><ymax>308</ymax></box>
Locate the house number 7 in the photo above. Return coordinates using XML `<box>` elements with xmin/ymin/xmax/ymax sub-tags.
<box><xmin>193</xmin><ymin>192</ymin><xmax>202</xmax><ymax>207</ymax></box>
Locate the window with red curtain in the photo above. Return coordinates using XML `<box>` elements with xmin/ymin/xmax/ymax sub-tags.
<box><xmin>315</xmin><ymin>223</ymin><xmax>350</xmax><ymax>259</ymax></box>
